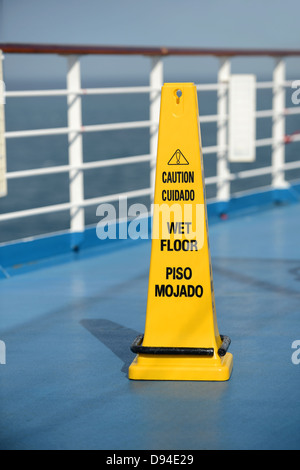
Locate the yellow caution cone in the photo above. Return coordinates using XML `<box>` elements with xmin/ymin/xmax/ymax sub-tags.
<box><xmin>129</xmin><ymin>83</ymin><xmax>233</xmax><ymax>381</ymax></box>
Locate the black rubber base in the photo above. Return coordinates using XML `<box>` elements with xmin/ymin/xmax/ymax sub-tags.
<box><xmin>131</xmin><ymin>335</ymin><xmax>231</xmax><ymax>358</ymax></box>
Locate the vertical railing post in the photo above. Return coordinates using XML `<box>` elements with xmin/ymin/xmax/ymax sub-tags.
<box><xmin>149</xmin><ymin>56</ymin><xmax>163</xmax><ymax>203</ymax></box>
<box><xmin>66</xmin><ymin>55</ymin><xmax>85</xmax><ymax>249</ymax></box>
<box><xmin>217</xmin><ymin>57</ymin><xmax>231</xmax><ymax>214</ymax></box>
<box><xmin>272</xmin><ymin>57</ymin><xmax>288</xmax><ymax>194</ymax></box>
<box><xmin>0</xmin><ymin>49</ymin><xmax>7</xmax><ymax>198</ymax></box>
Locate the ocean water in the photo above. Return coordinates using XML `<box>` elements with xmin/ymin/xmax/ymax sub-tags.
<box><xmin>0</xmin><ymin>83</ymin><xmax>299</xmax><ymax>243</ymax></box>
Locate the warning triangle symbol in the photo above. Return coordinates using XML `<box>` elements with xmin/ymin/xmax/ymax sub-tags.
<box><xmin>168</xmin><ymin>149</ymin><xmax>189</xmax><ymax>166</ymax></box>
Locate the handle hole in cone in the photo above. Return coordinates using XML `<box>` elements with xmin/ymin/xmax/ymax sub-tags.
<box><xmin>175</xmin><ymin>89</ymin><xmax>183</xmax><ymax>104</ymax></box>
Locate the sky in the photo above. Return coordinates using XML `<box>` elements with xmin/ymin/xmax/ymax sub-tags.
<box><xmin>0</xmin><ymin>0</ymin><xmax>299</xmax><ymax>85</ymax></box>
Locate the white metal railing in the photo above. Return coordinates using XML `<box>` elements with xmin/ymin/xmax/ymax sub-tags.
<box><xmin>0</xmin><ymin>46</ymin><xmax>300</xmax><ymax>237</ymax></box>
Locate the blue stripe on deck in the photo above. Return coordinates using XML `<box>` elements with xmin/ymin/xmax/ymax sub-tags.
<box><xmin>0</xmin><ymin>202</ymin><xmax>299</xmax><ymax>450</ymax></box>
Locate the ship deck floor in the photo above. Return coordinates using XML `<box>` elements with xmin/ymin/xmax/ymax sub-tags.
<box><xmin>1</xmin><ymin>202</ymin><xmax>300</xmax><ymax>450</ymax></box>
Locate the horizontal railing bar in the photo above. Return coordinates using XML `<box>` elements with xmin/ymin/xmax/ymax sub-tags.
<box><xmin>6</xmin><ymin>90</ymin><xmax>70</xmax><ymax>98</ymax></box>
<box><xmin>5</xmin><ymin>127</ymin><xmax>69</xmax><ymax>139</ymax></box>
<box><xmin>1</xmin><ymin>43</ymin><xmax>300</xmax><ymax>57</ymax></box>
<box><xmin>5</xmin><ymin>120</ymin><xmax>154</xmax><ymax>139</ymax></box>
<box><xmin>284</xmin><ymin>107</ymin><xmax>300</xmax><ymax>116</ymax></box>
<box><xmin>255</xmin><ymin>137</ymin><xmax>274</xmax><ymax>147</ymax></box>
<box><xmin>255</xmin><ymin>81</ymin><xmax>274</xmax><ymax>89</ymax></box>
<box><xmin>255</xmin><ymin>107</ymin><xmax>300</xmax><ymax>118</ymax></box>
<box><xmin>5</xmin><ymin>80</ymin><xmax>297</xmax><ymax>99</ymax></box>
<box><xmin>205</xmin><ymin>160</ymin><xmax>300</xmax><ymax>185</ymax></box>
<box><xmin>230</xmin><ymin>166</ymin><xmax>274</xmax><ymax>180</ymax></box>
<box><xmin>196</xmin><ymin>84</ymin><xmax>226</xmax><ymax>92</ymax></box>
<box><xmin>6</xmin><ymin>154</ymin><xmax>152</xmax><ymax>179</ymax></box>
<box><xmin>201</xmin><ymin>107</ymin><xmax>300</xmax><ymax>122</ymax></box>
<box><xmin>82</xmin><ymin>121</ymin><xmax>153</xmax><ymax>133</ymax></box>
<box><xmin>200</xmin><ymin>114</ymin><xmax>220</xmax><ymax>123</ymax></box>
<box><xmin>255</xmin><ymin>80</ymin><xmax>295</xmax><ymax>89</ymax></box>
<box><xmin>6</xmin><ymin>105</ymin><xmax>300</xmax><ymax>139</ymax></box>
<box><xmin>204</xmin><ymin>134</ymin><xmax>299</xmax><ymax>153</ymax></box>
<box><xmin>203</xmin><ymin>145</ymin><xmax>221</xmax><ymax>154</ymax></box>
<box><xmin>80</xmin><ymin>188</ymin><xmax>152</xmax><ymax>208</ymax></box>
<box><xmin>6</xmin><ymin>165</ymin><xmax>72</xmax><ymax>179</ymax></box>
<box><xmin>4</xmin><ymin>84</ymin><xmax>227</xmax><ymax>98</ymax></box>
<box><xmin>283</xmin><ymin>80</ymin><xmax>297</xmax><ymax>88</ymax></box>
<box><xmin>0</xmin><ymin>188</ymin><xmax>153</xmax><ymax>221</ymax></box>
<box><xmin>232</xmin><ymin>162</ymin><xmax>300</xmax><ymax>180</ymax></box>
<box><xmin>5</xmin><ymin>86</ymin><xmax>159</xmax><ymax>98</ymax></box>
<box><xmin>256</xmin><ymin>109</ymin><xmax>274</xmax><ymax>118</ymax></box>
<box><xmin>197</xmin><ymin>81</ymin><xmax>296</xmax><ymax>91</ymax></box>
<box><xmin>5</xmin><ymin>117</ymin><xmax>299</xmax><ymax>152</ymax></box>
<box><xmin>82</xmin><ymin>86</ymin><xmax>156</xmax><ymax>95</ymax></box>
<box><xmin>76</xmin><ymin>154</ymin><xmax>152</xmax><ymax>169</ymax></box>
<box><xmin>283</xmin><ymin>160</ymin><xmax>300</xmax><ymax>170</ymax></box>
<box><xmin>285</xmin><ymin>133</ymin><xmax>300</xmax><ymax>143</ymax></box>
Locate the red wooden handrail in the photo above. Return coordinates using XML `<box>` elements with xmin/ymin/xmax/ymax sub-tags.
<box><xmin>0</xmin><ymin>43</ymin><xmax>300</xmax><ymax>57</ymax></box>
